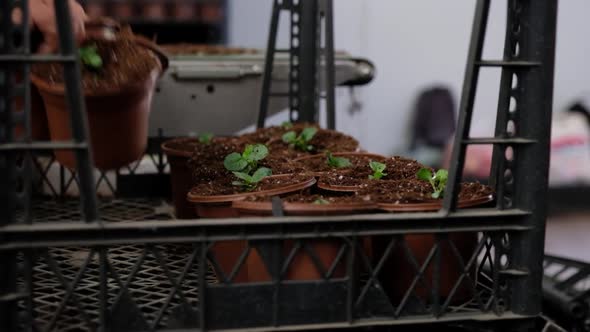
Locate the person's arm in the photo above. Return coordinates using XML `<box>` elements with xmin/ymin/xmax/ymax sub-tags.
<box><xmin>13</xmin><ymin>0</ymin><xmax>87</xmax><ymax>53</ymax></box>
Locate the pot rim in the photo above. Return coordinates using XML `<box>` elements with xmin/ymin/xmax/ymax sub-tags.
<box><xmin>161</xmin><ymin>137</ymin><xmax>199</xmax><ymax>158</ymax></box>
<box><xmin>317</xmin><ymin>181</ymin><xmax>363</xmax><ymax>193</ymax></box>
<box><xmin>265</xmin><ymin>128</ymin><xmax>360</xmax><ymax>149</ymax></box>
<box><xmin>293</xmin><ymin>151</ymin><xmax>387</xmax><ymax>163</ymax></box>
<box><xmin>187</xmin><ymin>174</ymin><xmax>317</xmax><ymax>204</ymax></box>
<box><xmin>31</xmin><ymin>33</ymin><xmax>168</xmax><ymax>97</ymax></box>
<box><xmin>232</xmin><ymin>199</ymin><xmax>377</xmax><ymax>215</ymax></box>
<box><xmin>377</xmin><ymin>194</ymin><xmax>494</xmax><ymax>212</ymax></box>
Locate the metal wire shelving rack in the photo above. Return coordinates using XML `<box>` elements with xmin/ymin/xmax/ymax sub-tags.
<box><xmin>0</xmin><ymin>0</ymin><xmax>557</xmax><ymax>331</ymax></box>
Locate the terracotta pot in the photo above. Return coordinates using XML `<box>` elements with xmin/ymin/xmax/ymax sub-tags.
<box><xmin>31</xmin><ymin>24</ymin><xmax>169</xmax><ymax>171</ymax></box>
<box><xmin>373</xmin><ymin>194</ymin><xmax>493</xmax><ymax>304</ymax></box>
<box><xmin>248</xmin><ymin>239</ymin><xmax>346</xmax><ymax>282</ymax></box>
<box><xmin>233</xmin><ymin>198</ymin><xmax>375</xmax><ymax>281</ymax></box>
<box><xmin>187</xmin><ymin>175</ymin><xmax>316</xmax><ymax>217</ymax></box>
<box><xmin>374</xmin><ymin>233</ymin><xmax>478</xmax><ymax>304</ymax></box>
<box><xmin>161</xmin><ymin>138</ymin><xmax>198</xmax><ymax>219</ymax></box>
<box><xmin>377</xmin><ymin>194</ymin><xmax>494</xmax><ymax>212</ymax></box>
<box><xmin>85</xmin><ymin>3</ymin><xmax>106</xmax><ymax>19</ymax></box>
<box><xmin>187</xmin><ymin>175</ymin><xmax>317</xmax><ymax>283</ymax></box>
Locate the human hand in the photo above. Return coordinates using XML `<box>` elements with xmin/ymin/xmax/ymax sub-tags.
<box><xmin>13</xmin><ymin>0</ymin><xmax>88</xmax><ymax>54</ymax></box>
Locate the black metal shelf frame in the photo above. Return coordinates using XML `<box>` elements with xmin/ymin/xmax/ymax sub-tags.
<box><xmin>0</xmin><ymin>0</ymin><xmax>557</xmax><ymax>331</ymax></box>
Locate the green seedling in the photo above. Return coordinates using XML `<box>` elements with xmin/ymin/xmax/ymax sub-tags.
<box><xmin>313</xmin><ymin>198</ymin><xmax>330</xmax><ymax>205</ymax></box>
<box><xmin>326</xmin><ymin>152</ymin><xmax>352</xmax><ymax>169</ymax></box>
<box><xmin>79</xmin><ymin>45</ymin><xmax>103</xmax><ymax>70</ymax></box>
<box><xmin>224</xmin><ymin>144</ymin><xmax>269</xmax><ymax>174</ymax></box>
<box><xmin>198</xmin><ymin>133</ymin><xmax>214</xmax><ymax>144</ymax></box>
<box><xmin>282</xmin><ymin>127</ymin><xmax>318</xmax><ymax>152</ymax></box>
<box><xmin>416</xmin><ymin>168</ymin><xmax>449</xmax><ymax>199</ymax></box>
<box><xmin>232</xmin><ymin>167</ymin><xmax>272</xmax><ymax>191</ymax></box>
<box><xmin>281</xmin><ymin>121</ymin><xmax>294</xmax><ymax>129</ymax></box>
<box><xmin>368</xmin><ymin>161</ymin><xmax>387</xmax><ymax>180</ymax></box>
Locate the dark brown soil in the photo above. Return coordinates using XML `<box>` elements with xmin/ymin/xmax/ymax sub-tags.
<box><xmin>32</xmin><ymin>38</ymin><xmax>158</xmax><ymax>92</ymax></box>
<box><xmin>359</xmin><ymin>179</ymin><xmax>493</xmax><ymax>204</ymax></box>
<box><xmin>260</xmin><ymin>155</ymin><xmax>306</xmax><ymax>175</ymax></box>
<box><xmin>239</xmin><ymin>122</ymin><xmax>319</xmax><ymax>145</ymax></box>
<box><xmin>190</xmin><ymin>174</ymin><xmax>313</xmax><ymax>196</ymax></box>
<box><xmin>160</xmin><ymin>44</ymin><xmax>258</xmax><ymax>56</ymax></box>
<box><xmin>188</xmin><ymin>137</ymin><xmax>245</xmax><ymax>184</ymax></box>
<box><xmin>268</xmin><ymin>129</ymin><xmax>359</xmax><ymax>159</ymax></box>
<box><xmin>320</xmin><ymin>156</ymin><xmax>428</xmax><ymax>187</ymax></box>
<box><xmin>298</xmin><ymin>154</ymin><xmax>387</xmax><ymax>174</ymax></box>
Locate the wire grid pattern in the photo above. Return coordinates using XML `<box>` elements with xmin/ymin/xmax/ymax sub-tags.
<box><xmin>12</xmin><ymin>199</ymin><xmax>510</xmax><ymax>331</ymax></box>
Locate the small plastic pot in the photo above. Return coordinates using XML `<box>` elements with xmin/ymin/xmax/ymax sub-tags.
<box><xmin>233</xmin><ymin>197</ymin><xmax>376</xmax><ymax>281</ymax></box>
<box><xmin>293</xmin><ymin>152</ymin><xmax>386</xmax><ymax>178</ymax></box>
<box><xmin>161</xmin><ymin>138</ymin><xmax>198</xmax><ymax>219</ymax></box>
<box><xmin>31</xmin><ymin>23</ymin><xmax>169</xmax><ymax>171</ymax></box>
<box><xmin>187</xmin><ymin>175</ymin><xmax>316</xmax><ymax>218</ymax></box>
<box><xmin>187</xmin><ymin>175</ymin><xmax>317</xmax><ymax>283</ymax></box>
<box><xmin>373</xmin><ymin>194</ymin><xmax>494</xmax><ymax>304</ymax></box>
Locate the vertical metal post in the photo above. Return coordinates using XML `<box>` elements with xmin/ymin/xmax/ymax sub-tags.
<box><xmin>0</xmin><ymin>0</ymin><xmax>25</xmax><ymax>329</ymax></box>
<box><xmin>509</xmin><ymin>0</ymin><xmax>557</xmax><ymax>316</ymax></box>
<box><xmin>257</xmin><ymin>0</ymin><xmax>282</xmax><ymax>129</ymax></box>
<box><xmin>322</xmin><ymin>0</ymin><xmax>336</xmax><ymax>130</ymax></box>
<box><xmin>297</xmin><ymin>0</ymin><xmax>319</xmax><ymax>123</ymax></box>
<box><xmin>442</xmin><ymin>0</ymin><xmax>490</xmax><ymax>212</ymax></box>
<box><xmin>53</xmin><ymin>0</ymin><xmax>99</xmax><ymax>223</ymax></box>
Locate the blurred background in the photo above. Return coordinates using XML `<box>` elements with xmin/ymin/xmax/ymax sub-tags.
<box><xmin>80</xmin><ymin>0</ymin><xmax>590</xmax><ymax>258</ymax></box>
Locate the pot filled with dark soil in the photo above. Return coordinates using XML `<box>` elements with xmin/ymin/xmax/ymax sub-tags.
<box><xmin>359</xmin><ymin>178</ymin><xmax>494</xmax><ymax>304</ymax></box>
<box><xmin>318</xmin><ymin>156</ymin><xmax>426</xmax><ymax>193</ymax></box>
<box><xmin>294</xmin><ymin>152</ymin><xmax>387</xmax><ymax>177</ymax></box>
<box><xmin>187</xmin><ymin>173</ymin><xmax>315</xmax><ymax>283</ymax></box>
<box><xmin>267</xmin><ymin>127</ymin><xmax>360</xmax><ymax>159</ymax></box>
<box><xmin>187</xmin><ymin>174</ymin><xmax>316</xmax><ymax>218</ymax></box>
<box><xmin>162</xmin><ymin>135</ymin><xmax>242</xmax><ymax>219</ymax></box>
<box><xmin>31</xmin><ymin>22</ymin><xmax>168</xmax><ymax>170</ymax></box>
<box><xmin>239</xmin><ymin>122</ymin><xmax>319</xmax><ymax>145</ymax></box>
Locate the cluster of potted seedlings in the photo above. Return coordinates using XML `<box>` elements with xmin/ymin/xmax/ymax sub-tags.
<box><xmin>26</xmin><ymin>17</ymin><xmax>493</xmax><ymax>303</ymax></box>
<box><xmin>162</xmin><ymin>122</ymin><xmax>494</xmax><ymax>302</ymax></box>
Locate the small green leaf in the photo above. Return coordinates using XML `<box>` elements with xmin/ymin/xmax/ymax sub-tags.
<box><xmin>416</xmin><ymin>168</ymin><xmax>433</xmax><ymax>181</ymax></box>
<box><xmin>281</xmin><ymin>121</ymin><xmax>293</xmax><ymax>129</ymax></box>
<box><xmin>369</xmin><ymin>161</ymin><xmax>386</xmax><ymax>173</ymax></box>
<box><xmin>434</xmin><ymin>169</ymin><xmax>448</xmax><ymax>182</ymax></box>
<box><xmin>327</xmin><ymin>153</ymin><xmax>352</xmax><ymax>169</ymax></box>
<box><xmin>282</xmin><ymin>131</ymin><xmax>297</xmax><ymax>143</ymax></box>
<box><xmin>249</xmin><ymin>144</ymin><xmax>269</xmax><ymax>161</ymax></box>
<box><xmin>251</xmin><ymin>167</ymin><xmax>272</xmax><ymax>182</ymax></box>
<box><xmin>232</xmin><ymin>171</ymin><xmax>253</xmax><ymax>182</ymax></box>
<box><xmin>301</xmin><ymin>127</ymin><xmax>318</xmax><ymax>142</ymax></box>
<box><xmin>242</xmin><ymin>145</ymin><xmax>254</xmax><ymax>159</ymax></box>
<box><xmin>432</xmin><ymin>191</ymin><xmax>441</xmax><ymax>199</ymax></box>
<box><xmin>313</xmin><ymin>198</ymin><xmax>330</xmax><ymax>205</ymax></box>
<box><xmin>232</xmin><ymin>180</ymin><xmax>246</xmax><ymax>187</ymax></box>
<box><xmin>224</xmin><ymin>153</ymin><xmax>248</xmax><ymax>171</ymax></box>
<box><xmin>198</xmin><ymin>133</ymin><xmax>214</xmax><ymax>144</ymax></box>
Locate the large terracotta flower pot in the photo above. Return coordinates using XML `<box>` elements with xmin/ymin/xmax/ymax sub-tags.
<box><xmin>31</xmin><ymin>21</ymin><xmax>169</xmax><ymax>171</ymax></box>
